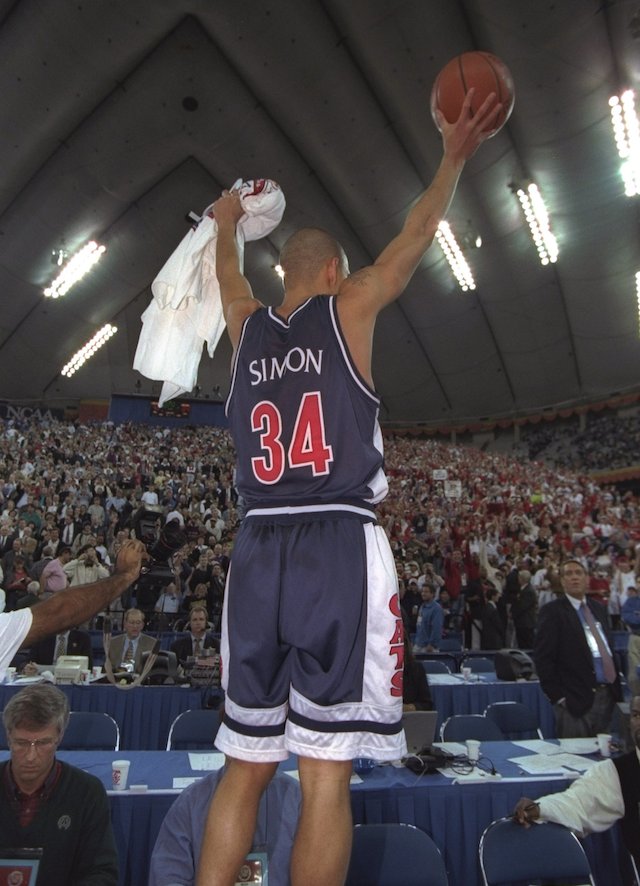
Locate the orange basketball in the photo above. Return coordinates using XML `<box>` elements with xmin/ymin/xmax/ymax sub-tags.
<box><xmin>430</xmin><ymin>51</ymin><xmax>515</xmax><ymax>137</ymax></box>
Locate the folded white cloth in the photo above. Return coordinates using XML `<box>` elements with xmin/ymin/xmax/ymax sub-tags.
<box><xmin>133</xmin><ymin>179</ymin><xmax>285</xmax><ymax>405</ymax></box>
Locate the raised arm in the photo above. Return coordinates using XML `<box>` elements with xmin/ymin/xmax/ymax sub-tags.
<box><xmin>339</xmin><ymin>89</ymin><xmax>501</xmax><ymax>313</ymax></box>
<box><xmin>23</xmin><ymin>540</ymin><xmax>145</xmax><ymax>645</ymax></box>
<box><xmin>213</xmin><ymin>192</ymin><xmax>261</xmax><ymax>350</ymax></box>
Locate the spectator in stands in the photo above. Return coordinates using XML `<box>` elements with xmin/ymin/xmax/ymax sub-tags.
<box><xmin>107</xmin><ymin>608</ymin><xmax>156</xmax><ymax>673</ymax></box>
<box><xmin>413</xmin><ymin>585</ymin><xmax>444</xmax><ymax>654</ymax></box>
<box><xmin>171</xmin><ymin>604</ymin><xmax>219</xmax><ymax>665</ymax></box>
<box><xmin>511</xmin><ymin>570</ymin><xmax>538</xmax><ymax>649</ymax></box>
<box><xmin>23</xmin><ymin>626</ymin><xmax>93</xmax><ymax>673</ymax></box>
<box><xmin>481</xmin><ymin>585</ymin><xmax>506</xmax><ymax>650</ymax></box>
<box><xmin>63</xmin><ymin>544</ymin><xmax>109</xmax><ymax>588</ymax></box>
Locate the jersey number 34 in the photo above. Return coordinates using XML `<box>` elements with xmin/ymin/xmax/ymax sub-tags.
<box><xmin>250</xmin><ymin>391</ymin><xmax>334</xmax><ymax>484</ymax></box>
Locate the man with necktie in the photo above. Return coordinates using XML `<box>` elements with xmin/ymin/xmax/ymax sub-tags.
<box><xmin>534</xmin><ymin>559</ymin><xmax>622</xmax><ymax>737</ymax></box>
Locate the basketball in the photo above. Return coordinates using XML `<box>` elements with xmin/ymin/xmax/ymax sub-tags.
<box><xmin>430</xmin><ymin>51</ymin><xmax>515</xmax><ymax>137</ymax></box>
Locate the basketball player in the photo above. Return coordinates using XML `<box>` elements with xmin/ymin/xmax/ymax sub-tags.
<box><xmin>196</xmin><ymin>89</ymin><xmax>501</xmax><ymax>886</ymax></box>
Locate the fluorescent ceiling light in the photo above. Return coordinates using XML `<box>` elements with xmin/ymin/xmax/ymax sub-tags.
<box><xmin>44</xmin><ymin>240</ymin><xmax>106</xmax><ymax>298</ymax></box>
<box><xmin>515</xmin><ymin>183</ymin><xmax>558</xmax><ymax>266</ymax></box>
<box><xmin>609</xmin><ymin>90</ymin><xmax>640</xmax><ymax>197</ymax></box>
<box><xmin>61</xmin><ymin>323</ymin><xmax>117</xmax><ymax>377</ymax></box>
<box><xmin>435</xmin><ymin>222</ymin><xmax>476</xmax><ymax>291</ymax></box>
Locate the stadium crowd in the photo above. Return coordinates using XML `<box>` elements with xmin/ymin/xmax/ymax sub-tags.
<box><xmin>0</xmin><ymin>415</ymin><xmax>639</xmax><ymax>650</ymax></box>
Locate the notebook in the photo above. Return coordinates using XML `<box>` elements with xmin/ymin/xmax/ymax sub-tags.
<box><xmin>402</xmin><ymin>710</ymin><xmax>439</xmax><ymax>755</ymax></box>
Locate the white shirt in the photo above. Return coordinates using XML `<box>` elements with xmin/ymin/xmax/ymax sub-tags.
<box><xmin>0</xmin><ymin>609</ymin><xmax>33</xmax><ymax>669</ymax></box>
<box><xmin>538</xmin><ymin>754</ymin><xmax>630</xmax><ymax>835</ymax></box>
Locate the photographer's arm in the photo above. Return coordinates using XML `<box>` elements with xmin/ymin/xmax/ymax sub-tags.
<box><xmin>23</xmin><ymin>541</ymin><xmax>145</xmax><ymax>645</ymax></box>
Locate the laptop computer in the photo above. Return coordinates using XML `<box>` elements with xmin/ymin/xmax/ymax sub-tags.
<box><xmin>402</xmin><ymin>710</ymin><xmax>439</xmax><ymax>756</ymax></box>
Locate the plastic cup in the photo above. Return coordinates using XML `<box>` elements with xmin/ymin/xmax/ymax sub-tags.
<box><xmin>112</xmin><ymin>759</ymin><xmax>131</xmax><ymax>790</ymax></box>
<box><xmin>353</xmin><ymin>758</ymin><xmax>376</xmax><ymax>775</ymax></box>
<box><xmin>92</xmin><ymin>666</ymin><xmax>103</xmax><ymax>679</ymax></box>
<box><xmin>462</xmin><ymin>667</ymin><xmax>472</xmax><ymax>681</ymax></box>
<box><xmin>466</xmin><ymin>739</ymin><xmax>480</xmax><ymax>763</ymax></box>
<box><xmin>597</xmin><ymin>733</ymin><xmax>612</xmax><ymax>758</ymax></box>
<box><xmin>5</xmin><ymin>667</ymin><xmax>16</xmax><ymax>682</ymax></box>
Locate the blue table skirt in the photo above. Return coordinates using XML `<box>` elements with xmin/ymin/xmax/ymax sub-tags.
<box><xmin>429</xmin><ymin>676</ymin><xmax>556</xmax><ymax>737</ymax></box>
<box><xmin>0</xmin><ymin>743</ymin><xmax>626</xmax><ymax>886</ymax></box>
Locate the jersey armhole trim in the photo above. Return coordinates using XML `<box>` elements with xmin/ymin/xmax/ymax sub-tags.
<box><xmin>225</xmin><ymin>313</ymin><xmax>253</xmax><ymax>416</ymax></box>
<box><xmin>329</xmin><ymin>296</ymin><xmax>380</xmax><ymax>405</ymax></box>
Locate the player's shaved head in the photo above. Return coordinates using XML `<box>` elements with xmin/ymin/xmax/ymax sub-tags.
<box><xmin>279</xmin><ymin>228</ymin><xmax>349</xmax><ymax>288</ymax></box>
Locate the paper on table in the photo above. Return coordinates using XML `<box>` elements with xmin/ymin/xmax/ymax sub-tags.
<box><xmin>427</xmin><ymin>674</ymin><xmax>468</xmax><ymax>685</ymax></box>
<box><xmin>511</xmin><ymin>739</ymin><xmax>560</xmax><ymax>753</ymax></box>
<box><xmin>556</xmin><ymin>737</ymin><xmax>600</xmax><ymax>755</ymax></box>
<box><xmin>188</xmin><ymin>752</ymin><xmax>226</xmax><ymax>771</ymax></box>
<box><xmin>173</xmin><ymin>776</ymin><xmax>204</xmax><ymax>788</ymax></box>
<box><xmin>433</xmin><ymin>741</ymin><xmax>467</xmax><ymax>756</ymax></box>
<box><xmin>509</xmin><ymin>752</ymin><xmax>598</xmax><ymax>775</ymax></box>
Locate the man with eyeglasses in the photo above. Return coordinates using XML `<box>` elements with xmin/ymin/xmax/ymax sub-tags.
<box><xmin>0</xmin><ymin>683</ymin><xmax>118</xmax><ymax>884</ymax></box>
<box><xmin>513</xmin><ymin>694</ymin><xmax>640</xmax><ymax>880</ymax></box>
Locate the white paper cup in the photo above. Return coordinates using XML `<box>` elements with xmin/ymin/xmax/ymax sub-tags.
<box><xmin>466</xmin><ymin>738</ymin><xmax>480</xmax><ymax>762</ymax></box>
<box><xmin>92</xmin><ymin>666</ymin><xmax>103</xmax><ymax>679</ymax></box>
<box><xmin>81</xmin><ymin>669</ymin><xmax>91</xmax><ymax>684</ymax></box>
<box><xmin>461</xmin><ymin>667</ymin><xmax>471</xmax><ymax>681</ymax></box>
<box><xmin>6</xmin><ymin>667</ymin><xmax>16</xmax><ymax>682</ymax></box>
<box><xmin>112</xmin><ymin>759</ymin><xmax>131</xmax><ymax>790</ymax></box>
<box><xmin>597</xmin><ymin>733</ymin><xmax>612</xmax><ymax>757</ymax></box>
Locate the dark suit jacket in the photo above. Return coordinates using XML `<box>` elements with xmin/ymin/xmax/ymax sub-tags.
<box><xmin>108</xmin><ymin>632</ymin><xmax>156</xmax><ymax>673</ymax></box>
<box><xmin>533</xmin><ymin>595</ymin><xmax>622</xmax><ymax>717</ymax></box>
<box><xmin>481</xmin><ymin>603</ymin><xmax>506</xmax><ymax>650</ymax></box>
<box><xmin>28</xmin><ymin>630</ymin><xmax>93</xmax><ymax>668</ymax></box>
<box><xmin>170</xmin><ymin>633</ymin><xmax>220</xmax><ymax>665</ymax></box>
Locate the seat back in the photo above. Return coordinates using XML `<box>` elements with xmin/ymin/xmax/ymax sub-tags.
<box><xmin>464</xmin><ymin>656</ymin><xmax>495</xmax><ymax>673</ymax></box>
<box><xmin>479</xmin><ymin>816</ymin><xmax>595</xmax><ymax>885</ymax></box>
<box><xmin>346</xmin><ymin>823</ymin><xmax>448</xmax><ymax>886</ymax></box>
<box><xmin>485</xmin><ymin>701</ymin><xmax>543</xmax><ymax>739</ymax></box>
<box><xmin>59</xmin><ymin>711</ymin><xmax>120</xmax><ymax>750</ymax></box>
<box><xmin>166</xmin><ymin>709</ymin><xmax>219</xmax><ymax>750</ymax></box>
<box><xmin>440</xmin><ymin>714</ymin><xmax>504</xmax><ymax>742</ymax></box>
<box><xmin>420</xmin><ymin>660</ymin><xmax>451</xmax><ymax>674</ymax></box>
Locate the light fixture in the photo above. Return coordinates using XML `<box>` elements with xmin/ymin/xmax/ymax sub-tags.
<box><xmin>513</xmin><ymin>182</ymin><xmax>558</xmax><ymax>265</ymax></box>
<box><xmin>609</xmin><ymin>90</ymin><xmax>640</xmax><ymax>197</ymax></box>
<box><xmin>61</xmin><ymin>323</ymin><xmax>117</xmax><ymax>377</ymax></box>
<box><xmin>44</xmin><ymin>240</ymin><xmax>106</xmax><ymax>298</ymax></box>
<box><xmin>636</xmin><ymin>271</ymin><xmax>640</xmax><ymax>337</ymax></box>
<box><xmin>435</xmin><ymin>222</ymin><xmax>476</xmax><ymax>291</ymax></box>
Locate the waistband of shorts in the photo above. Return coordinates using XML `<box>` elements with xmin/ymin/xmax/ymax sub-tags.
<box><xmin>244</xmin><ymin>499</ymin><xmax>378</xmax><ymax>523</ymax></box>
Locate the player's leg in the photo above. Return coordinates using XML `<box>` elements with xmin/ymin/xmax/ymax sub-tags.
<box><xmin>195</xmin><ymin>756</ymin><xmax>278</xmax><ymax>886</ymax></box>
<box><xmin>290</xmin><ymin>756</ymin><xmax>353</xmax><ymax>886</ymax></box>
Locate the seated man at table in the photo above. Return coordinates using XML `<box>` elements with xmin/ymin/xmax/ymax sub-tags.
<box><xmin>107</xmin><ymin>607</ymin><xmax>156</xmax><ymax>673</ymax></box>
<box><xmin>149</xmin><ymin>766</ymin><xmax>301</xmax><ymax>886</ymax></box>
<box><xmin>22</xmin><ymin>626</ymin><xmax>93</xmax><ymax>675</ymax></box>
<box><xmin>171</xmin><ymin>604</ymin><xmax>220</xmax><ymax>666</ymax></box>
<box><xmin>513</xmin><ymin>693</ymin><xmax>640</xmax><ymax>874</ymax></box>
<box><xmin>0</xmin><ymin>683</ymin><xmax>118</xmax><ymax>885</ymax></box>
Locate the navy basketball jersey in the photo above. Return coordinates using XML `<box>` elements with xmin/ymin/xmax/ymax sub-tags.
<box><xmin>226</xmin><ymin>295</ymin><xmax>387</xmax><ymax>509</ymax></box>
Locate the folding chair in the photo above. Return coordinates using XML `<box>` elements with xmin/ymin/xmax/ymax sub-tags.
<box><xmin>463</xmin><ymin>656</ymin><xmax>495</xmax><ymax>673</ymax></box>
<box><xmin>484</xmin><ymin>701</ymin><xmax>544</xmax><ymax>740</ymax></box>
<box><xmin>346</xmin><ymin>823</ymin><xmax>448</xmax><ymax>886</ymax></box>
<box><xmin>166</xmin><ymin>709</ymin><xmax>219</xmax><ymax>750</ymax></box>
<box><xmin>479</xmin><ymin>815</ymin><xmax>595</xmax><ymax>885</ymax></box>
<box><xmin>59</xmin><ymin>711</ymin><xmax>120</xmax><ymax>750</ymax></box>
<box><xmin>440</xmin><ymin>714</ymin><xmax>504</xmax><ymax>742</ymax></box>
<box><xmin>420</xmin><ymin>659</ymin><xmax>451</xmax><ymax>675</ymax></box>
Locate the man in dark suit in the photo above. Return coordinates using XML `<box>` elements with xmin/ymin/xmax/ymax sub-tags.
<box><xmin>170</xmin><ymin>605</ymin><xmax>219</xmax><ymax>666</ymax></box>
<box><xmin>511</xmin><ymin>569</ymin><xmax>538</xmax><ymax>649</ymax></box>
<box><xmin>481</xmin><ymin>585</ymin><xmax>506</xmax><ymax>650</ymax></box>
<box><xmin>108</xmin><ymin>608</ymin><xmax>156</xmax><ymax>673</ymax></box>
<box><xmin>534</xmin><ymin>559</ymin><xmax>621</xmax><ymax>738</ymax></box>
<box><xmin>23</xmin><ymin>628</ymin><xmax>93</xmax><ymax>673</ymax></box>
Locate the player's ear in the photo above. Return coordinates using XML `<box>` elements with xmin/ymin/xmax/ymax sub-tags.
<box><xmin>327</xmin><ymin>256</ymin><xmax>341</xmax><ymax>288</ymax></box>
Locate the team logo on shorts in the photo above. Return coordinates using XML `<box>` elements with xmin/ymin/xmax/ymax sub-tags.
<box><xmin>388</xmin><ymin>594</ymin><xmax>404</xmax><ymax>697</ymax></box>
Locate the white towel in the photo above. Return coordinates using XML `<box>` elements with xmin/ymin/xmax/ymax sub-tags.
<box><xmin>133</xmin><ymin>178</ymin><xmax>285</xmax><ymax>405</ymax></box>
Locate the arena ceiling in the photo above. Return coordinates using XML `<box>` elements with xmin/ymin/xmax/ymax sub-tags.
<box><xmin>0</xmin><ymin>0</ymin><xmax>638</xmax><ymax>425</ymax></box>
